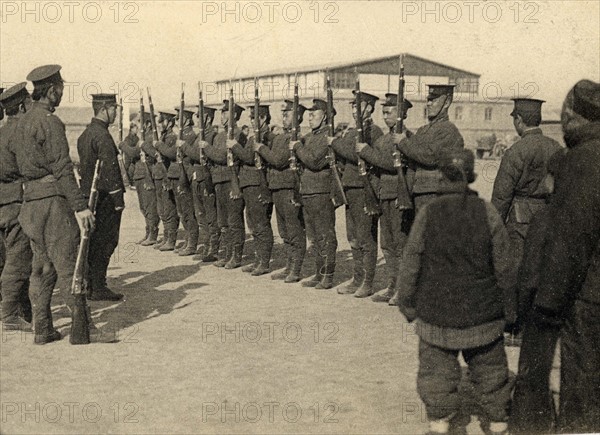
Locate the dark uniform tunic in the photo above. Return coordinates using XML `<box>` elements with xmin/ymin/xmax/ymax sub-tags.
<box><xmin>119</xmin><ymin>132</ymin><xmax>138</xmax><ymax>185</ymax></box>
<box><xmin>397</xmin><ymin>112</ymin><xmax>464</xmax><ymax>212</ymax></box>
<box><xmin>203</xmin><ymin>127</ymin><xmax>245</xmax><ymax>264</ymax></box>
<box><xmin>491</xmin><ymin>127</ymin><xmax>561</xmax><ymax>263</ymax></box>
<box><xmin>77</xmin><ymin>117</ymin><xmax>125</xmax><ymax>291</ymax></box>
<box><xmin>293</xmin><ymin>124</ymin><xmax>338</xmax><ymax>281</ymax></box>
<box><xmin>258</xmin><ymin>128</ymin><xmax>306</xmax><ymax>276</ymax></box>
<box><xmin>0</xmin><ymin>115</ymin><xmax>33</xmax><ymax>322</ymax></box>
<box><xmin>359</xmin><ymin>127</ymin><xmax>414</xmax><ymax>289</ymax></box>
<box><xmin>152</xmin><ymin>129</ymin><xmax>179</xmax><ymax>241</ymax></box>
<box><xmin>332</xmin><ymin>119</ymin><xmax>384</xmax><ymax>288</ymax></box>
<box><xmin>182</xmin><ymin>125</ymin><xmax>218</xmax><ymax>256</ymax></box>
<box><xmin>12</xmin><ymin>101</ymin><xmax>87</xmax><ymax>334</ymax></box>
<box><xmin>232</xmin><ymin>124</ymin><xmax>274</xmax><ymax>268</ymax></box>
<box><xmin>121</xmin><ymin>127</ymin><xmax>159</xmax><ymax>239</ymax></box>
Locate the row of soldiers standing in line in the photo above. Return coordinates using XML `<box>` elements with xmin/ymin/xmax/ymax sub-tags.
<box><xmin>0</xmin><ymin>64</ymin><xmax>563</xmax><ymax>341</ymax></box>
<box><xmin>119</xmin><ymin>83</ymin><xmax>467</xmax><ymax>301</ymax></box>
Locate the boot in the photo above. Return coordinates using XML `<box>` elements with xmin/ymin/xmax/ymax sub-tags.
<box><xmin>372</xmin><ymin>278</ymin><xmax>396</xmax><ymax>303</ymax></box>
<box><xmin>141</xmin><ymin>227</ymin><xmax>158</xmax><ymax>246</ymax></box>
<box><xmin>153</xmin><ymin>232</ymin><xmax>167</xmax><ymax>250</ymax></box>
<box><xmin>2</xmin><ymin>316</ymin><xmax>33</xmax><ymax>332</ymax></box>
<box><xmin>284</xmin><ymin>257</ymin><xmax>302</xmax><ymax>283</ymax></box>
<box><xmin>388</xmin><ymin>290</ymin><xmax>400</xmax><ymax>306</ymax></box>
<box><xmin>338</xmin><ymin>248</ymin><xmax>364</xmax><ymax>294</ymax></box>
<box><xmin>179</xmin><ymin>231</ymin><xmax>199</xmax><ymax>256</ymax></box>
<box><xmin>159</xmin><ymin>230</ymin><xmax>177</xmax><ymax>251</ymax></box>
<box><xmin>88</xmin><ymin>286</ymin><xmax>124</xmax><ymax>301</ymax></box>
<box><xmin>302</xmin><ymin>256</ymin><xmax>324</xmax><ymax>287</ymax></box>
<box><xmin>242</xmin><ymin>260</ymin><xmax>257</xmax><ymax>273</ymax></box>
<box><xmin>202</xmin><ymin>240</ymin><xmax>219</xmax><ymax>262</ymax></box>
<box><xmin>315</xmin><ymin>262</ymin><xmax>335</xmax><ymax>290</ymax></box>
<box><xmin>214</xmin><ymin>245</ymin><xmax>230</xmax><ymax>268</ymax></box>
<box><xmin>251</xmin><ymin>261</ymin><xmax>270</xmax><ymax>276</ymax></box>
<box><xmin>34</xmin><ymin>328</ymin><xmax>62</xmax><ymax>345</ymax></box>
<box><xmin>355</xmin><ymin>262</ymin><xmax>376</xmax><ymax>298</ymax></box>
<box><xmin>69</xmin><ymin>295</ymin><xmax>90</xmax><ymax>345</ymax></box>
<box><xmin>137</xmin><ymin>227</ymin><xmax>149</xmax><ymax>244</ymax></box>
<box><xmin>174</xmin><ymin>240</ymin><xmax>187</xmax><ymax>253</ymax></box>
<box><xmin>224</xmin><ymin>245</ymin><xmax>242</xmax><ymax>269</ymax></box>
<box><xmin>271</xmin><ymin>256</ymin><xmax>292</xmax><ymax>280</ymax></box>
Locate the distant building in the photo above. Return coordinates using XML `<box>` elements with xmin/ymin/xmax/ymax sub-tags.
<box><xmin>207</xmin><ymin>53</ymin><xmax>519</xmax><ymax>149</ymax></box>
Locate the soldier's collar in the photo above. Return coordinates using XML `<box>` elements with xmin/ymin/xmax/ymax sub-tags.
<box><xmin>428</xmin><ymin>112</ymin><xmax>449</xmax><ymax>125</ymax></box>
<box><xmin>92</xmin><ymin>117</ymin><xmax>109</xmax><ymax>128</ymax></box>
<box><xmin>33</xmin><ymin>100</ymin><xmax>55</xmax><ymax>113</ymax></box>
<box><xmin>521</xmin><ymin>127</ymin><xmax>542</xmax><ymax>137</ymax></box>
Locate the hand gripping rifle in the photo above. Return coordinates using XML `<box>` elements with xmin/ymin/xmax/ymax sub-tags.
<box><xmin>177</xmin><ymin>83</ymin><xmax>191</xmax><ymax>190</ymax></box>
<box><xmin>354</xmin><ymin>75</ymin><xmax>382</xmax><ymax>216</ymax></box>
<box><xmin>393</xmin><ymin>55</ymin><xmax>414</xmax><ymax>210</ymax></box>
<box><xmin>147</xmin><ymin>88</ymin><xmax>163</xmax><ymax>164</ymax></box>
<box><xmin>253</xmin><ymin>78</ymin><xmax>271</xmax><ymax>203</ymax></box>
<box><xmin>70</xmin><ymin>159</ymin><xmax>102</xmax><ymax>344</ymax></box>
<box><xmin>326</xmin><ymin>73</ymin><xmax>348</xmax><ymax>207</ymax></box>
<box><xmin>139</xmin><ymin>94</ymin><xmax>153</xmax><ymax>190</ymax></box>
<box><xmin>227</xmin><ymin>86</ymin><xmax>243</xmax><ymax>199</ymax></box>
<box><xmin>117</xmin><ymin>97</ymin><xmax>130</xmax><ymax>187</ymax></box>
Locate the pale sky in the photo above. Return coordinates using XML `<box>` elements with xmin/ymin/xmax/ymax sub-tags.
<box><xmin>1</xmin><ymin>0</ymin><xmax>598</xmax><ymax>112</ymax></box>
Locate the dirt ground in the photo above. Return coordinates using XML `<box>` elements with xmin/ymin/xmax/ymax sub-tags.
<box><xmin>0</xmin><ymin>161</ymin><xmax>521</xmax><ymax>434</ymax></box>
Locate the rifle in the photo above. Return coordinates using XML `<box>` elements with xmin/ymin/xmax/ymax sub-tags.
<box><xmin>116</xmin><ymin>97</ymin><xmax>130</xmax><ymax>187</ymax></box>
<box><xmin>198</xmin><ymin>82</ymin><xmax>215</xmax><ymax>194</ymax></box>
<box><xmin>326</xmin><ymin>73</ymin><xmax>348</xmax><ymax>207</ymax></box>
<box><xmin>70</xmin><ymin>159</ymin><xmax>102</xmax><ymax>344</ymax></box>
<box><xmin>146</xmin><ymin>88</ymin><xmax>163</xmax><ymax>164</ymax></box>
<box><xmin>354</xmin><ymin>75</ymin><xmax>381</xmax><ymax>216</ymax></box>
<box><xmin>289</xmin><ymin>73</ymin><xmax>300</xmax><ymax>171</ymax></box>
<box><xmin>393</xmin><ymin>55</ymin><xmax>414</xmax><ymax>210</ymax></box>
<box><xmin>177</xmin><ymin>83</ymin><xmax>191</xmax><ymax>190</ymax></box>
<box><xmin>253</xmin><ymin>77</ymin><xmax>271</xmax><ymax>203</ymax></box>
<box><xmin>227</xmin><ymin>86</ymin><xmax>242</xmax><ymax>199</ymax></box>
<box><xmin>139</xmin><ymin>94</ymin><xmax>153</xmax><ymax>189</ymax></box>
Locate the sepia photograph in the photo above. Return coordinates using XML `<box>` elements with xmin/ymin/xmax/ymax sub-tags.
<box><xmin>1</xmin><ymin>1</ymin><xmax>599</xmax><ymax>433</ymax></box>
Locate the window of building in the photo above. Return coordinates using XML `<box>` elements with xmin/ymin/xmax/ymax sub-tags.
<box><xmin>484</xmin><ymin>107</ymin><xmax>493</xmax><ymax>121</ymax></box>
<box><xmin>330</xmin><ymin>71</ymin><xmax>355</xmax><ymax>89</ymax></box>
<box><xmin>455</xmin><ymin>106</ymin><xmax>463</xmax><ymax>121</ymax></box>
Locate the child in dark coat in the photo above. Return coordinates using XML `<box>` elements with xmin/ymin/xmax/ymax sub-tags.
<box><xmin>397</xmin><ymin>149</ymin><xmax>518</xmax><ymax>435</ymax></box>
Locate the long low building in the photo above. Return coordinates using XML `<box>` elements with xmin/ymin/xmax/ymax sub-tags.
<box><xmin>206</xmin><ymin>53</ymin><xmax>518</xmax><ymax>149</ymax></box>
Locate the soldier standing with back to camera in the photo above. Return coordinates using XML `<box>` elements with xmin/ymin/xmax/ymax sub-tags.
<box><xmin>290</xmin><ymin>99</ymin><xmax>338</xmax><ymax>290</ymax></box>
<box><xmin>77</xmin><ymin>93</ymin><xmax>125</xmax><ymax>302</ymax></box>
<box><xmin>202</xmin><ymin>101</ymin><xmax>246</xmax><ymax>268</ymax></box>
<box><xmin>394</xmin><ymin>84</ymin><xmax>464</xmax><ymax>213</ymax></box>
<box><xmin>230</xmin><ymin>104</ymin><xmax>275</xmax><ymax>276</ymax></box>
<box><xmin>0</xmin><ymin>83</ymin><xmax>34</xmax><ymax>330</ymax></box>
<box><xmin>152</xmin><ymin>109</ymin><xmax>180</xmax><ymax>252</ymax></box>
<box><xmin>13</xmin><ymin>65</ymin><xmax>95</xmax><ymax>344</ymax></box>
<box><xmin>491</xmin><ymin>98</ymin><xmax>561</xmax><ymax>264</ymax></box>
<box><xmin>332</xmin><ymin>92</ymin><xmax>383</xmax><ymax>298</ymax></box>
<box><xmin>182</xmin><ymin>105</ymin><xmax>219</xmax><ymax>261</ymax></box>
<box><xmin>356</xmin><ymin>94</ymin><xmax>414</xmax><ymax>303</ymax></box>
<box><xmin>255</xmin><ymin>99</ymin><xmax>307</xmax><ymax>283</ymax></box>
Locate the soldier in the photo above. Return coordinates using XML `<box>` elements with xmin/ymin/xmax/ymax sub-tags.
<box><xmin>13</xmin><ymin>65</ymin><xmax>95</xmax><ymax>344</ymax></box>
<box><xmin>0</xmin><ymin>83</ymin><xmax>33</xmax><ymax>330</ymax></box>
<box><xmin>491</xmin><ymin>98</ymin><xmax>561</xmax><ymax>263</ymax></box>
<box><xmin>290</xmin><ymin>99</ymin><xmax>338</xmax><ymax>290</ymax></box>
<box><xmin>356</xmin><ymin>94</ymin><xmax>414</xmax><ymax>303</ymax></box>
<box><xmin>77</xmin><ymin>93</ymin><xmax>125</xmax><ymax>302</ymax></box>
<box><xmin>121</xmin><ymin>113</ymin><xmax>160</xmax><ymax>245</ymax></box>
<box><xmin>0</xmin><ymin>87</ymin><xmax>4</xmax><ymax>121</ymax></box>
<box><xmin>332</xmin><ymin>92</ymin><xmax>384</xmax><ymax>298</ymax></box>
<box><xmin>182</xmin><ymin>105</ymin><xmax>220</xmax><ymax>261</ymax></box>
<box><xmin>255</xmin><ymin>100</ymin><xmax>307</xmax><ymax>283</ymax></box>
<box><xmin>230</xmin><ymin>105</ymin><xmax>274</xmax><ymax>276</ymax></box>
<box><xmin>152</xmin><ymin>109</ymin><xmax>180</xmax><ymax>251</ymax></box>
<box><xmin>169</xmin><ymin>107</ymin><xmax>199</xmax><ymax>256</ymax></box>
<box><xmin>394</xmin><ymin>84</ymin><xmax>464</xmax><ymax>213</ymax></box>
<box><xmin>203</xmin><ymin>101</ymin><xmax>246</xmax><ymax>269</ymax></box>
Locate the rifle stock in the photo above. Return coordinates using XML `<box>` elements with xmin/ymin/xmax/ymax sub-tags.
<box><xmin>394</xmin><ymin>55</ymin><xmax>414</xmax><ymax>211</ymax></box>
<box><xmin>326</xmin><ymin>73</ymin><xmax>347</xmax><ymax>207</ymax></box>
<box><xmin>227</xmin><ymin>87</ymin><xmax>242</xmax><ymax>199</ymax></box>
<box><xmin>354</xmin><ymin>75</ymin><xmax>381</xmax><ymax>216</ymax></box>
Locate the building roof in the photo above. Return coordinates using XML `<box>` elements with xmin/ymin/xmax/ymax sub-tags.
<box><xmin>217</xmin><ymin>53</ymin><xmax>480</xmax><ymax>83</ymax></box>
